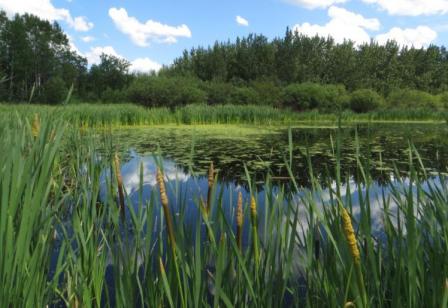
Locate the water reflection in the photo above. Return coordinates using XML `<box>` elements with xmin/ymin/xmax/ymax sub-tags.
<box><xmin>110</xmin><ymin>151</ymin><xmax>444</xmax><ymax>240</ymax></box>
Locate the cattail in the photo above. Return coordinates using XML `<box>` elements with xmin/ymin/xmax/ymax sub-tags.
<box><xmin>157</xmin><ymin>168</ymin><xmax>176</xmax><ymax>251</ymax></box>
<box><xmin>341</xmin><ymin>207</ymin><xmax>360</xmax><ymax>265</ymax></box>
<box><xmin>206</xmin><ymin>161</ymin><xmax>214</xmax><ymax>215</ymax></box>
<box><xmin>236</xmin><ymin>191</ymin><xmax>243</xmax><ymax>250</ymax></box>
<box><xmin>113</xmin><ymin>153</ymin><xmax>125</xmax><ymax>217</ymax></box>
<box><xmin>31</xmin><ymin>113</ymin><xmax>40</xmax><ymax>138</ymax></box>
<box><xmin>250</xmin><ymin>195</ymin><xmax>259</xmax><ymax>267</ymax></box>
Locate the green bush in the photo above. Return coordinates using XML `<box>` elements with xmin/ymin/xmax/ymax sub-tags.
<box><xmin>387</xmin><ymin>89</ymin><xmax>440</xmax><ymax>109</ymax></box>
<box><xmin>41</xmin><ymin>76</ymin><xmax>68</xmax><ymax>104</ymax></box>
<box><xmin>127</xmin><ymin>76</ymin><xmax>206</xmax><ymax>107</ymax></box>
<box><xmin>228</xmin><ymin>87</ymin><xmax>260</xmax><ymax>105</ymax></box>
<box><xmin>201</xmin><ymin>81</ymin><xmax>234</xmax><ymax>105</ymax></box>
<box><xmin>350</xmin><ymin>89</ymin><xmax>383</xmax><ymax>113</ymax></box>
<box><xmin>249</xmin><ymin>80</ymin><xmax>282</xmax><ymax>106</ymax></box>
<box><xmin>438</xmin><ymin>92</ymin><xmax>448</xmax><ymax>108</ymax></box>
<box><xmin>281</xmin><ymin>82</ymin><xmax>348</xmax><ymax>111</ymax></box>
<box><xmin>101</xmin><ymin>87</ymin><xmax>128</xmax><ymax>103</ymax></box>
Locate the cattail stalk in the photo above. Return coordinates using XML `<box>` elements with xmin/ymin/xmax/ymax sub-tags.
<box><xmin>236</xmin><ymin>192</ymin><xmax>244</xmax><ymax>251</ymax></box>
<box><xmin>206</xmin><ymin>162</ymin><xmax>214</xmax><ymax>215</ymax></box>
<box><xmin>250</xmin><ymin>195</ymin><xmax>260</xmax><ymax>269</ymax></box>
<box><xmin>113</xmin><ymin>153</ymin><xmax>125</xmax><ymax>217</ymax></box>
<box><xmin>157</xmin><ymin>168</ymin><xmax>176</xmax><ymax>252</ymax></box>
<box><xmin>31</xmin><ymin>113</ymin><xmax>40</xmax><ymax>138</ymax></box>
<box><xmin>341</xmin><ymin>206</ymin><xmax>366</xmax><ymax>308</ymax></box>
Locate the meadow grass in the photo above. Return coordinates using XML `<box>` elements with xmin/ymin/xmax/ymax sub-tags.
<box><xmin>0</xmin><ymin>115</ymin><xmax>447</xmax><ymax>307</ymax></box>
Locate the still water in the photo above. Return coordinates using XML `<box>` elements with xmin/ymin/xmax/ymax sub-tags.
<box><xmin>104</xmin><ymin>123</ymin><xmax>448</xmax><ymax>235</ymax></box>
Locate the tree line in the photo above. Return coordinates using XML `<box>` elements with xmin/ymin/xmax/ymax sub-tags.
<box><xmin>1</xmin><ymin>11</ymin><xmax>448</xmax><ymax>112</ymax></box>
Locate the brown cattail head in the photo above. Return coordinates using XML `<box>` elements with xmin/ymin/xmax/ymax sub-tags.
<box><xmin>236</xmin><ymin>192</ymin><xmax>244</xmax><ymax>250</ymax></box>
<box><xmin>208</xmin><ymin>161</ymin><xmax>214</xmax><ymax>187</ymax></box>
<box><xmin>250</xmin><ymin>196</ymin><xmax>257</xmax><ymax>221</ymax></box>
<box><xmin>31</xmin><ymin>113</ymin><xmax>40</xmax><ymax>138</ymax></box>
<box><xmin>206</xmin><ymin>162</ymin><xmax>214</xmax><ymax>214</ymax></box>
<box><xmin>341</xmin><ymin>207</ymin><xmax>360</xmax><ymax>265</ymax></box>
<box><xmin>236</xmin><ymin>192</ymin><xmax>243</xmax><ymax>227</ymax></box>
<box><xmin>157</xmin><ymin>168</ymin><xmax>176</xmax><ymax>250</ymax></box>
<box><xmin>156</xmin><ymin>168</ymin><xmax>169</xmax><ymax>207</ymax></box>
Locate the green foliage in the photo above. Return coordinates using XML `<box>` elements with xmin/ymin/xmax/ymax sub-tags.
<box><xmin>41</xmin><ymin>76</ymin><xmax>68</xmax><ymax>104</ymax></box>
<box><xmin>200</xmin><ymin>81</ymin><xmax>234</xmax><ymax>105</ymax></box>
<box><xmin>281</xmin><ymin>82</ymin><xmax>348</xmax><ymax>111</ymax></box>
<box><xmin>228</xmin><ymin>86</ymin><xmax>260</xmax><ymax>105</ymax></box>
<box><xmin>101</xmin><ymin>87</ymin><xmax>128</xmax><ymax>103</ymax></box>
<box><xmin>127</xmin><ymin>76</ymin><xmax>206</xmax><ymax>107</ymax></box>
<box><xmin>350</xmin><ymin>89</ymin><xmax>383</xmax><ymax>113</ymax></box>
<box><xmin>387</xmin><ymin>88</ymin><xmax>441</xmax><ymax>109</ymax></box>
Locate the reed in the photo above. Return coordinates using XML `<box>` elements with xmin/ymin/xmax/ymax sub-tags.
<box><xmin>206</xmin><ymin>161</ymin><xmax>214</xmax><ymax>215</ymax></box>
<box><xmin>236</xmin><ymin>191</ymin><xmax>244</xmax><ymax>251</ymax></box>
<box><xmin>113</xmin><ymin>152</ymin><xmax>125</xmax><ymax>217</ymax></box>
<box><xmin>156</xmin><ymin>168</ymin><xmax>176</xmax><ymax>252</ymax></box>
<box><xmin>1</xmin><ymin>113</ymin><xmax>448</xmax><ymax>307</ymax></box>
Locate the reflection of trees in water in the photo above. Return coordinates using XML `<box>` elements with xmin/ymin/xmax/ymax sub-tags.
<box><xmin>113</xmin><ymin>125</ymin><xmax>448</xmax><ymax>189</ymax></box>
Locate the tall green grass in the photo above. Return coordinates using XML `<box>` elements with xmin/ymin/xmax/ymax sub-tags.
<box><xmin>0</xmin><ymin>103</ymin><xmax>446</xmax><ymax>128</ymax></box>
<box><xmin>0</xmin><ymin>115</ymin><xmax>447</xmax><ymax>307</ymax></box>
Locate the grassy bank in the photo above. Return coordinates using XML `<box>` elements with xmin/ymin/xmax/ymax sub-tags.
<box><xmin>1</xmin><ymin>115</ymin><xmax>447</xmax><ymax>307</ymax></box>
<box><xmin>0</xmin><ymin>103</ymin><xmax>446</xmax><ymax>127</ymax></box>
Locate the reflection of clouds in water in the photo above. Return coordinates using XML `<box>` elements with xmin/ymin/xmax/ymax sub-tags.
<box><xmin>119</xmin><ymin>154</ymin><xmax>190</xmax><ymax>194</ymax></box>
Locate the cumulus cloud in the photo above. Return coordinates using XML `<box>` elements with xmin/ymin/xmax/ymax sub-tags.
<box><xmin>363</xmin><ymin>0</ymin><xmax>448</xmax><ymax>16</ymax></box>
<box><xmin>108</xmin><ymin>7</ymin><xmax>192</xmax><ymax>47</ymax></box>
<box><xmin>286</xmin><ymin>0</ymin><xmax>348</xmax><ymax>9</ymax></box>
<box><xmin>130</xmin><ymin>58</ymin><xmax>162</xmax><ymax>73</ymax></box>
<box><xmin>294</xmin><ymin>6</ymin><xmax>437</xmax><ymax>48</ymax></box>
<box><xmin>83</xmin><ymin>46</ymin><xmax>162</xmax><ymax>73</ymax></box>
<box><xmin>236</xmin><ymin>15</ymin><xmax>249</xmax><ymax>26</ymax></box>
<box><xmin>294</xmin><ymin>6</ymin><xmax>380</xmax><ymax>45</ymax></box>
<box><xmin>84</xmin><ymin>46</ymin><xmax>121</xmax><ymax>65</ymax></box>
<box><xmin>0</xmin><ymin>0</ymin><xmax>94</xmax><ymax>31</ymax></box>
<box><xmin>80</xmin><ymin>36</ymin><xmax>95</xmax><ymax>43</ymax></box>
<box><xmin>70</xmin><ymin>16</ymin><xmax>93</xmax><ymax>32</ymax></box>
<box><xmin>376</xmin><ymin>26</ymin><xmax>437</xmax><ymax>48</ymax></box>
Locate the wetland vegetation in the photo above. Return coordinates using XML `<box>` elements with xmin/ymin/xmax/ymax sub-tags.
<box><xmin>1</xmin><ymin>8</ymin><xmax>448</xmax><ymax>308</ymax></box>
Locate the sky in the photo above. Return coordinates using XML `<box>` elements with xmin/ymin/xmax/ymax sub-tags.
<box><xmin>1</xmin><ymin>0</ymin><xmax>448</xmax><ymax>73</ymax></box>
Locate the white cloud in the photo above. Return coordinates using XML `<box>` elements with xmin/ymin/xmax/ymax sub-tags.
<box><xmin>293</xmin><ymin>6</ymin><xmax>380</xmax><ymax>45</ymax></box>
<box><xmin>0</xmin><ymin>0</ymin><xmax>94</xmax><ymax>31</ymax></box>
<box><xmin>294</xmin><ymin>6</ymin><xmax>438</xmax><ymax>48</ymax></box>
<box><xmin>84</xmin><ymin>46</ymin><xmax>121</xmax><ymax>65</ymax></box>
<box><xmin>236</xmin><ymin>15</ymin><xmax>249</xmax><ymax>26</ymax></box>
<box><xmin>363</xmin><ymin>0</ymin><xmax>448</xmax><ymax>16</ymax></box>
<box><xmin>81</xmin><ymin>36</ymin><xmax>95</xmax><ymax>43</ymax></box>
<box><xmin>286</xmin><ymin>0</ymin><xmax>348</xmax><ymax>9</ymax></box>
<box><xmin>84</xmin><ymin>46</ymin><xmax>162</xmax><ymax>73</ymax></box>
<box><xmin>130</xmin><ymin>58</ymin><xmax>162</xmax><ymax>73</ymax></box>
<box><xmin>108</xmin><ymin>7</ymin><xmax>192</xmax><ymax>47</ymax></box>
<box><xmin>70</xmin><ymin>16</ymin><xmax>93</xmax><ymax>32</ymax></box>
<box><xmin>376</xmin><ymin>26</ymin><xmax>437</xmax><ymax>48</ymax></box>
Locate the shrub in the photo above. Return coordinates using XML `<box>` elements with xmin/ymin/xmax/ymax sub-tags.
<box><xmin>249</xmin><ymin>80</ymin><xmax>282</xmax><ymax>106</ymax></box>
<box><xmin>101</xmin><ymin>87</ymin><xmax>128</xmax><ymax>103</ymax></box>
<box><xmin>281</xmin><ymin>82</ymin><xmax>348</xmax><ymax>111</ymax></box>
<box><xmin>228</xmin><ymin>87</ymin><xmax>260</xmax><ymax>105</ymax></box>
<box><xmin>201</xmin><ymin>81</ymin><xmax>234</xmax><ymax>105</ymax></box>
<box><xmin>387</xmin><ymin>89</ymin><xmax>440</xmax><ymax>109</ymax></box>
<box><xmin>127</xmin><ymin>76</ymin><xmax>206</xmax><ymax>107</ymax></box>
<box><xmin>41</xmin><ymin>76</ymin><xmax>68</xmax><ymax>104</ymax></box>
<box><xmin>350</xmin><ymin>89</ymin><xmax>383</xmax><ymax>113</ymax></box>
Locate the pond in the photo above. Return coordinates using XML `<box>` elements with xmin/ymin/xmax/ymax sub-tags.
<box><xmin>104</xmin><ymin>123</ymin><xmax>448</xmax><ymax>236</ymax></box>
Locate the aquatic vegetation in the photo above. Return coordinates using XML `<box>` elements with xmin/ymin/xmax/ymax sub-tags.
<box><xmin>0</xmin><ymin>115</ymin><xmax>448</xmax><ymax>307</ymax></box>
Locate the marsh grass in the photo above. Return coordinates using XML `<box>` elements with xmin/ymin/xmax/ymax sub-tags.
<box><xmin>0</xmin><ymin>115</ymin><xmax>447</xmax><ymax>307</ymax></box>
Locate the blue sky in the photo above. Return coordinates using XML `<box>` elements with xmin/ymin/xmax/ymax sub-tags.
<box><xmin>1</xmin><ymin>0</ymin><xmax>448</xmax><ymax>72</ymax></box>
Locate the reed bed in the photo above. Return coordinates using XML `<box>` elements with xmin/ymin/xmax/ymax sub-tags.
<box><xmin>0</xmin><ymin>103</ymin><xmax>446</xmax><ymax>129</ymax></box>
<box><xmin>0</xmin><ymin>115</ymin><xmax>447</xmax><ymax>307</ymax></box>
